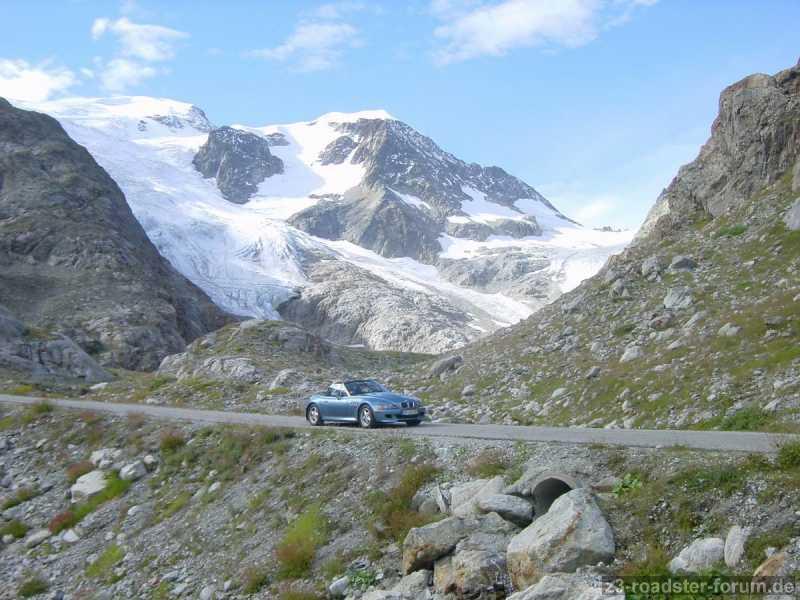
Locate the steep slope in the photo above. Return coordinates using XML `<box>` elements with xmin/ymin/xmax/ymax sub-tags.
<box><xmin>0</xmin><ymin>99</ymin><xmax>229</xmax><ymax>370</ymax></box>
<box><xmin>24</xmin><ymin>97</ymin><xmax>629</xmax><ymax>353</ymax></box>
<box><xmin>408</xmin><ymin>61</ymin><xmax>800</xmax><ymax>431</ymax></box>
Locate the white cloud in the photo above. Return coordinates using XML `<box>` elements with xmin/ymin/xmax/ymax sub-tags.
<box><xmin>311</xmin><ymin>1</ymin><xmax>367</xmax><ymax>19</ymax></box>
<box><xmin>90</xmin><ymin>16</ymin><xmax>187</xmax><ymax>92</ymax></box>
<box><xmin>432</xmin><ymin>0</ymin><xmax>656</xmax><ymax>64</ymax></box>
<box><xmin>91</xmin><ymin>17</ymin><xmax>187</xmax><ymax>62</ymax></box>
<box><xmin>97</xmin><ymin>58</ymin><xmax>157</xmax><ymax>92</ymax></box>
<box><xmin>0</xmin><ymin>59</ymin><xmax>76</xmax><ymax>102</ymax></box>
<box><xmin>249</xmin><ymin>22</ymin><xmax>361</xmax><ymax>72</ymax></box>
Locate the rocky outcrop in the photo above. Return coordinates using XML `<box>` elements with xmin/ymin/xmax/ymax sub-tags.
<box><xmin>193</xmin><ymin>126</ymin><xmax>283</xmax><ymax>203</ymax></box>
<box><xmin>641</xmin><ymin>60</ymin><xmax>800</xmax><ymax>237</ymax></box>
<box><xmin>668</xmin><ymin>537</ymin><xmax>725</xmax><ymax>574</ymax></box>
<box><xmin>508</xmin><ymin>573</ymin><xmax>620</xmax><ymax>600</ymax></box>
<box><xmin>0</xmin><ymin>99</ymin><xmax>229</xmax><ymax>370</ymax></box>
<box><xmin>506</xmin><ymin>489</ymin><xmax>615</xmax><ymax>589</ymax></box>
<box><xmin>289</xmin><ymin>186</ymin><xmax>443</xmax><ymax>263</ymax></box>
<box><xmin>278</xmin><ymin>258</ymin><xmax>476</xmax><ymax>354</ymax></box>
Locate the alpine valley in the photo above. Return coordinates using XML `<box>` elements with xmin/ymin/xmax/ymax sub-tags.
<box><xmin>19</xmin><ymin>96</ymin><xmax>630</xmax><ymax>355</ymax></box>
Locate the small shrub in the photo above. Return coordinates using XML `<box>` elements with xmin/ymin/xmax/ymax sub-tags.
<box><xmin>719</xmin><ymin>406</ymin><xmax>769</xmax><ymax>431</ymax></box>
<box><xmin>466</xmin><ymin>448</ymin><xmax>509</xmax><ymax>478</ymax></box>
<box><xmin>11</xmin><ymin>384</ymin><xmax>36</xmax><ymax>396</ymax></box>
<box><xmin>321</xmin><ymin>555</ymin><xmax>345</xmax><ymax>579</ymax></box>
<box><xmin>18</xmin><ymin>574</ymin><xmax>48</xmax><ymax>598</ymax></box>
<box><xmin>0</xmin><ymin>519</ymin><xmax>29</xmax><ymax>539</ymax></box>
<box><xmin>159</xmin><ymin>429</ymin><xmax>186</xmax><ymax>453</ymax></box>
<box><xmin>1</xmin><ymin>486</ymin><xmax>37</xmax><ymax>510</ymax></box>
<box><xmin>268</xmin><ymin>386</ymin><xmax>291</xmax><ymax>395</ymax></box>
<box><xmin>85</xmin><ymin>544</ymin><xmax>125</xmax><ymax>582</ymax></box>
<box><xmin>777</xmin><ymin>441</ymin><xmax>800</xmax><ymax>470</ymax></box>
<box><xmin>242</xmin><ymin>566</ymin><xmax>270</xmax><ymax>594</ymax></box>
<box><xmin>127</xmin><ymin>412</ymin><xmax>146</xmax><ymax>429</ymax></box>
<box><xmin>276</xmin><ymin>503</ymin><xmax>329</xmax><ymax>579</ymax></box>
<box><xmin>613</xmin><ymin>323</ymin><xmax>636</xmax><ymax>337</ymax></box>
<box><xmin>66</xmin><ymin>460</ymin><xmax>94</xmax><ymax>483</ymax></box>
<box><xmin>0</xmin><ymin>415</ymin><xmax>16</xmax><ymax>430</ymax></box>
<box><xmin>367</xmin><ymin>463</ymin><xmax>440</xmax><ymax>543</ymax></box>
<box><xmin>349</xmin><ymin>569</ymin><xmax>377</xmax><ymax>591</ymax></box>
<box><xmin>49</xmin><ymin>510</ymin><xmax>77</xmax><ymax>534</ymax></box>
<box><xmin>613</xmin><ymin>473</ymin><xmax>643</xmax><ymax>497</ymax></box>
<box><xmin>716</xmin><ymin>223</ymin><xmax>747</xmax><ymax>238</ymax></box>
<box><xmin>29</xmin><ymin>400</ymin><xmax>53</xmax><ymax>414</ymax></box>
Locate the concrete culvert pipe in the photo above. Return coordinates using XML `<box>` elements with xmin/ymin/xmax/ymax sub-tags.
<box><xmin>531</xmin><ymin>474</ymin><xmax>577</xmax><ymax>517</ymax></box>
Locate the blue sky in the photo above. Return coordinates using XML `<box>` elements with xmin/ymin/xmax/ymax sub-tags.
<box><xmin>1</xmin><ymin>0</ymin><xmax>798</xmax><ymax>228</ymax></box>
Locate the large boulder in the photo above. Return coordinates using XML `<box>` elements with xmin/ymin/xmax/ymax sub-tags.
<box><xmin>668</xmin><ymin>537</ymin><xmax>725</xmax><ymax>574</ymax></box>
<box><xmin>434</xmin><ymin>515</ymin><xmax>517</xmax><ymax>597</ymax></box>
<box><xmin>477</xmin><ymin>494</ymin><xmax>534</xmax><ymax>527</ymax></box>
<box><xmin>70</xmin><ymin>470</ymin><xmax>108</xmax><ymax>503</ymax></box>
<box><xmin>785</xmin><ymin>198</ymin><xmax>800</xmax><ymax>231</ymax></box>
<box><xmin>508</xmin><ymin>573</ymin><xmax>622</xmax><ymax>600</ymax></box>
<box><xmin>663</xmin><ymin>286</ymin><xmax>693</xmax><ymax>310</ymax></box>
<box><xmin>403</xmin><ymin>516</ymin><xmax>474</xmax><ymax>573</ymax></box>
<box><xmin>450</xmin><ymin>476</ymin><xmax>505</xmax><ymax>517</ymax></box>
<box><xmin>506</xmin><ymin>489</ymin><xmax>615</xmax><ymax>589</ymax></box>
<box><xmin>724</xmin><ymin>526</ymin><xmax>750</xmax><ymax>568</ymax></box>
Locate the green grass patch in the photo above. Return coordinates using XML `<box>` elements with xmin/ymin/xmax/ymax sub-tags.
<box><xmin>18</xmin><ymin>574</ymin><xmax>49</xmax><ymax>598</ymax></box>
<box><xmin>242</xmin><ymin>566</ymin><xmax>270</xmax><ymax>594</ymax></box>
<box><xmin>0</xmin><ymin>519</ymin><xmax>29</xmax><ymax>539</ymax></box>
<box><xmin>366</xmin><ymin>463</ymin><xmax>440</xmax><ymax>544</ymax></box>
<box><xmin>746</xmin><ymin>528</ymin><xmax>796</xmax><ymax>564</ymax></box>
<box><xmin>159</xmin><ymin>429</ymin><xmax>186</xmax><ymax>453</ymax></box>
<box><xmin>1</xmin><ymin>486</ymin><xmax>38</xmax><ymax>510</ymax></box>
<box><xmin>153</xmin><ymin>490</ymin><xmax>192</xmax><ymax>523</ymax></box>
<box><xmin>276</xmin><ymin>503</ymin><xmax>329</xmax><ymax>579</ymax></box>
<box><xmin>777</xmin><ymin>440</ymin><xmax>800</xmax><ymax>470</ymax></box>
<box><xmin>85</xmin><ymin>544</ymin><xmax>125</xmax><ymax>582</ymax></box>
<box><xmin>716</xmin><ymin>223</ymin><xmax>747</xmax><ymax>238</ymax></box>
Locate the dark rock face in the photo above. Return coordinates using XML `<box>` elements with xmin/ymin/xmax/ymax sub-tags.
<box><xmin>193</xmin><ymin>126</ymin><xmax>283</xmax><ymax>204</ymax></box>
<box><xmin>319</xmin><ymin>135</ymin><xmax>357</xmax><ymax>165</ymax></box>
<box><xmin>150</xmin><ymin>105</ymin><xmax>213</xmax><ymax>132</ymax></box>
<box><xmin>264</xmin><ymin>132</ymin><xmax>290</xmax><ymax>146</ymax></box>
<box><xmin>642</xmin><ymin>61</ymin><xmax>800</xmax><ymax>237</ymax></box>
<box><xmin>0</xmin><ymin>98</ymin><xmax>230</xmax><ymax>370</ymax></box>
<box><xmin>445</xmin><ymin>217</ymin><xmax>542</xmax><ymax>241</ymax></box>
<box><xmin>289</xmin><ymin>186</ymin><xmax>443</xmax><ymax>263</ymax></box>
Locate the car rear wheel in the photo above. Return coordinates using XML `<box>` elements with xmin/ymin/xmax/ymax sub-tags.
<box><xmin>359</xmin><ymin>405</ymin><xmax>375</xmax><ymax>429</ymax></box>
<box><xmin>406</xmin><ymin>420</ymin><xmax>422</xmax><ymax>427</ymax></box>
<box><xmin>307</xmin><ymin>404</ymin><xmax>323</xmax><ymax>426</ymax></box>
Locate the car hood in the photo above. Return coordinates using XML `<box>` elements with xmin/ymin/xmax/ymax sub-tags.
<box><xmin>358</xmin><ymin>392</ymin><xmax>418</xmax><ymax>406</ymax></box>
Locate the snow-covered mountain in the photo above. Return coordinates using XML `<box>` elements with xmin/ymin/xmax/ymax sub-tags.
<box><xmin>23</xmin><ymin>95</ymin><xmax>632</xmax><ymax>353</ymax></box>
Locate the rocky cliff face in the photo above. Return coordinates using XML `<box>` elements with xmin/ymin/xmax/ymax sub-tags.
<box><xmin>641</xmin><ymin>60</ymin><xmax>800</xmax><ymax>238</ymax></box>
<box><xmin>193</xmin><ymin>126</ymin><xmax>283</xmax><ymax>203</ymax></box>
<box><xmin>401</xmin><ymin>61</ymin><xmax>800</xmax><ymax>430</ymax></box>
<box><xmin>0</xmin><ymin>99</ymin><xmax>230</xmax><ymax>371</ymax></box>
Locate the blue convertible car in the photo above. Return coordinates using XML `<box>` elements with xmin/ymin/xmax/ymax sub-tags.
<box><xmin>304</xmin><ymin>379</ymin><xmax>426</xmax><ymax>428</ymax></box>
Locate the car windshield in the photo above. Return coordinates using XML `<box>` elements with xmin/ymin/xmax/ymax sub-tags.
<box><xmin>345</xmin><ymin>380</ymin><xmax>386</xmax><ymax>395</ymax></box>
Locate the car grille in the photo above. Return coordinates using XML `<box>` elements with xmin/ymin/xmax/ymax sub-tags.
<box><xmin>401</xmin><ymin>401</ymin><xmax>414</xmax><ymax>408</ymax></box>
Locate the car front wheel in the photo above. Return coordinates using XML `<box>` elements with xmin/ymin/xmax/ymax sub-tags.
<box><xmin>307</xmin><ymin>404</ymin><xmax>323</xmax><ymax>426</ymax></box>
<box><xmin>359</xmin><ymin>405</ymin><xmax>376</xmax><ymax>429</ymax></box>
<box><xmin>406</xmin><ymin>420</ymin><xmax>422</xmax><ymax>427</ymax></box>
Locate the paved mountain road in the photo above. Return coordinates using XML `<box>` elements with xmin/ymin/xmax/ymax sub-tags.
<box><xmin>0</xmin><ymin>394</ymin><xmax>792</xmax><ymax>453</ymax></box>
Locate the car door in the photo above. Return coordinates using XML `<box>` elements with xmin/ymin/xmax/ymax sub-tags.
<box><xmin>329</xmin><ymin>383</ymin><xmax>351</xmax><ymax>420</ymax></box>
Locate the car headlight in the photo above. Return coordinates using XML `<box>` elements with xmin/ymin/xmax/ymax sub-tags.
<box><xmin>373</xmin><ymin>402</ymin><xmax>396</xmax><ymax>411</ymax></box>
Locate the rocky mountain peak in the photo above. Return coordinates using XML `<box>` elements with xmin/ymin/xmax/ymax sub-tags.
<box><xmin>193</xmin><ymin>126</ymin><xmax>284</xmax><ymax>204</ymax></box>
<box><xmin>640</xmin><ymin>60</ymin><xmax>800</xmax><ymax>239</ymax></box>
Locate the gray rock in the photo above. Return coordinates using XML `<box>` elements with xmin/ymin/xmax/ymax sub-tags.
<box><xmin>718</xmin><ymin>323</ymin><xmax>742</xmax><ymax>337</ymax></box>
<box><xmin>724</xmin><ymin>526</ymin><xmax>750</xmax><ymax>567</ymax></box>
<box><xmin>90</xmin><ymin>448</ymin><xmax>122</xmax><ymax>469</ymax></box>
<box><xmin>193</xmin><ymin>126</ymin><xmax>283</xmax><ymax>203</ymax></box>
<box><xmin>620</xmin><ymin>345</ymin><xmax>643</xmax><ymax>363</ymax></box>
<box><xmin>428</xmin><ymin>355</ymin><xmax>463</xmax><ymax>378</ymax></box>
<box><xmin>669</xmin><ymin>255</ymin><xmax>698</xmax><ymax>271</ymax></box>
<box><xmin>664</xmin><ymin>286</ymin><xmax>693</xmax><ymax>310</ymax></box>
<box><xmin>199</xmin><ymin>586</ymin><xmax>216</xmax><ymax>600</ymax></box>
<box><xmin>403</xmin><ymin>516</ymin><xmax>473</xmax><ymax>573</ymax></box>
<box><xmin>668</xmin><ymin>537</ymin><xmax>725</xmax><ymax>574</ymax></box>
<box><xmin>451</xmin><ymin>476</ymin><xmax>505</xmax><ymax>516</ymax></box>
<box><xmin>506</xmin><ymin>489</ymin><xmax>615</xmax><ymax>590</ymax></box>
<box><xmin>784</xmin><ymin>198</ymin><xmax>800</xmax><ymax>231</ymax></box>
<box><xmin>119</xmin><ymin>461</ymin><xmax>147</xmax><ymax>482</ymax></box>
<box><xmin>24</xmin><ymin>528</ymin><xmax>52</xmax><ymax>548</ymax></box>
<box><xmin>641</xmin><ymin>255</ymin><xmax>664</xmax><ymax>278</ymax></box>
<box><xmin>70</xmin><ymin>470</ymin><xmax>108</xmax><ymax>503</ymax></box>
<box><xmin>329</xmin><ymin>576</ymin><xmax>349</xmax><ymax>597</ymax></box>
<box><xmin>476</xmin><ymin>493</ymin><xmax>533</xmax><ymax>526</ymax></box>
<box><xmin>507</xmin><ymin>573</ymin><xmax>620</xmax><ymax>600</ymax></box>
<box><xmin>269</xmin><ymin>368</ymin><xmax>298</xmax><ymax>390</ymax></box>
<box><xmin>461</xmin><ymin>384</ymin><xmax>477</xmax><ymax>398</ymax></box>
<box><xmin>391</xmin><ymin>570</ymin><xmax>431</xmax><ymax>597</ymax></box>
